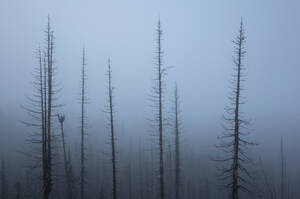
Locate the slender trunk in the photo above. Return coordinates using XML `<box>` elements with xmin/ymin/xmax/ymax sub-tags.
<box><xmin>39</xmin><ymin>48</ymin><xmax>48</xmax><ymax>199</ymax></box>
<box><xmin>44</xmin><ymin>17</ymin><xmax>53</xmax><ymax>199</ymax></box>
<box><xmin>80</xmin><ymin>48</ymin><xmax>86</xmax><ymax>199</ymax></box>
<box><xmin>174</xmin><ymin>84</ymin><xmax>180</xmax><ymax>199</ymax></box>
<box><xmin>232</xmin><ymin>21</ymin><xmax>243</xmax><ymax>199</ymax></box>
<box><xmin>108</xmin><ymin>59</ymin><xmax>117</xmax><ymax>199</ymax></box>
<box><xmin>58</xmin><ymin>114</ymin><xmax>72</xmax><ymax>199</ymax></box>
<box><xmin>25</xmin><ymin>18</ymin><xmax>57</xmax><ymax>199</ymax></box>
<box><xmin>157</xmin><ymin>19</ymin><xmax>165</xmax><ymax>199</ymax></box>
<box><xmin>59</xmin><ymin>115</ymin><xmax>68</xmax><ymax>179</ymax></box>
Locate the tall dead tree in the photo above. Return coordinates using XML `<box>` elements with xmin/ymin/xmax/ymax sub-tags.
<box><xmin>23</xmin><ymin>17</ymin><xmax>56</xmax><ymax>199</ymax></box>
<box><xmin>157</xmin><ymin>20</ymin><xmax>164</xmax><ymax>199</ymax></box>
<box><xmin>1</xmin><ymin>159</ymin><xmax>7</xmax><ymax>199</ymax></box>
<box><xmin>107</xmin><ymin>58</ymin><xmax>117</xmax><ymax>199</ymax></box>
<box><xmin>80</xmin><ymin>48</ymin><xmax>87</xmax><ymax>199</ymax></box>
<box><xmin>150</xmin><ymin>19</ymin><xmax>166</xmax><ymax>199</ymax></box>
<box><xmin>217</xmin><ymin>20</ymin><xmax>254</xmax><ymax>199</ymax></box>
<box><xmin>173</xmin><ymin>83</ymin><xmax>181</xmax><ymax>199</ymax></box>
<box><xmin>46</xmin><ymin>18</ymin><xmax>54</xmax><ymax>198</ymax></box>
<box><xmin>57</xmin><ymin>114</ymin><xmax>73</xmax><ymax>199</ymax></box>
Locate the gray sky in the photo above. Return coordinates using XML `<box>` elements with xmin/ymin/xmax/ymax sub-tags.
<box><xmin>1</xmin><ymin>0</ymin><xmax>300</xmax><ymax>171</ymax></box>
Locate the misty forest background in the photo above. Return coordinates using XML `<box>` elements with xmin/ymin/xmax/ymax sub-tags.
<box><xmin>1</xmin><ymin>1</ymin><xmax>300</xmax><ymax>199</ymax></box>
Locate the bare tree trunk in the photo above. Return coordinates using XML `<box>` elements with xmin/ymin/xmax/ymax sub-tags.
<box><xmin>44</xmin><ymin>17</ymin><xmax>55</xmax><ymax>199</ymax></box>
<box><xmin>108</xmin><ymin>59</ymin><xmax>117</xmax><ymax>199</ymax></box>
<box><xmin>174</xmin><ymin>83</ymin><xmax>181</xmax><ymax>199</ymax></box>
<box><xmin>38</xmin><ymin>48</ymin><xmax>48</xmax><ymax>199</ymax></box>
<box><xmin>231</xmin><ymin>20</ymin><xmax>245</xmax><ymax>199</ymax></box>
<box><xmin>231</xmin><ymin>25</ymin><xmax>242</xmax><ymax>199</ymax></box>
<box><xmin>24</xmin><ymin>20</ymin><xmax>59</xmax><ymax>198</ymax></box>
<box><xmin>58</xmin><ymin>114</ymin><xmax>73</xmax><ymax>199</ymax></box>
<box><xmin>58</xmin><ymin>114</ymin><xmax>67</xmax><ymax>173</ymax></box>
<box><xmin>217</xmin><ymin>19</ymin><xmax>254</xmax><ymax>199</ymax></box>
<box><xmin>46</xmin><ymin>17</ymin><xmax>54</xmax><ymax>199</ymax></box>
<box><xmin>80</xmin><ymin>48</ymin><xmax>87</xmax><ymax>199</ymax></box>
<box><xmin>157</xmin><ymin>19</ymin><xmax>165</xmax><ymax>199</ymax></box>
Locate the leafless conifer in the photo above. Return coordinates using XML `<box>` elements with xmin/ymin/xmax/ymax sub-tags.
<box><xmin>107</xmin><ymin>58</ymin><xmax>117</xmax><ymax>199</ymax></box>
<box><xmin>57</xmin><ymin>114</ymin><xmax>73</xmax><ymax>199</ymax></box>
<box><xmin>22</xmin><ymin>17</ymin><xmax>58</xmax><ymax>199</ymax></box>
<box><xmin>149</xmin><ymin>19</ymin><xmax>167</xmax><ymax>199</ymax></box>
<box><xmin>216</xmin><ymin>19</ymin><xmax>255</xmax><ymax>199</ymax></box>
<box><xmin>173</xmin><ymin>83</ymin><xmax>181</xmax><ymax>199</ymax></box>
<box><xmin>80</xmin><ymin>48</ymin><xmax>87</xmax><ymax>199</ymax></box>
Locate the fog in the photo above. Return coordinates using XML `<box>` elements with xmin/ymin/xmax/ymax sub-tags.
<box><xmin>0</xmin><ymin>0</ymin><xmax>300</xmax><ymax>198</ymax></box>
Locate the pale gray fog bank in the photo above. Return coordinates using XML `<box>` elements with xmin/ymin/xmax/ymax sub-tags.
<box><xmin>0</xmin><ymin>0</ymin><xmax>300</xmax><ymax>199</ymax></box>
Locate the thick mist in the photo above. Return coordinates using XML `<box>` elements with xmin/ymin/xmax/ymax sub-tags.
<box><xmin>1</xmin><ymin>0</ymin><xmax>300</xmax><ymax>199</ymax></box>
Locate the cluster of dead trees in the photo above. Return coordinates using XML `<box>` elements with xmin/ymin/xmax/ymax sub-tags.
<box><xmin>0</xmin><ymin>17</ymin><xmax>293</xmax><ymax>199</ymax></box>
<box><xmin>22</xmin><ymin>17</ymin><xmax>56</xmax><ymax>199</ymax></box>
<box><xmin>21</xmin><ymin>17</ymin><xmax>121</xmax><ymax>199</ymax></box>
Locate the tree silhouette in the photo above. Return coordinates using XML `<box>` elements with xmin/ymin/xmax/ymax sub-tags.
<box><xmin>150</xmin><ymin>19</ymin><xmax>167</xmax><ymax>199</ymax></box>
<box><xmin>173</xmin><ymin>83</ymin><xmax>182</xmax><ymax>199</ymax></box>
<box><xmin>57</xmin><ymin>114</ymin><xmax>73</xmax><ymax>199</ymax></box>
<box><xmin>80</xmin><ymin>48</ymin><xmax>87</xmax><ymax>199</ymax></box>
<box><xmin>107</xmin><ymin>58</ymin><xmax>117</xmax><ymax>199</ymax></box>
<box><xmin>217</xmin><ymin>19</ymin><xmax>255</xmax><ymax>199</ymax></box>
<box><xmin>22</xmin><ymin>17</ymin><xmax>58</xmax><ymax>199</ymax></box>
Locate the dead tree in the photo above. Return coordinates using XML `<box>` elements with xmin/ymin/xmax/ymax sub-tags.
<box><xmin>173</xmin><ymin>83</ymin><xmax>181</xmax><ymax>199</ymax></box>
<box><xmin>150</xmin><ymin>19</ymin><xmax>167</xmax><ymax>199</ymax></box>
<box><xmin>45</xmin><ymin>18</ymin><xmax>54</xmax><ymax>198</ymax></box>
<box><xmin>217</xmin><ymin>20</ymin><xmax>255</xmax><ymax>199</ymax></box>
<box><xmin>1</xmin><ymin>159</ymin><xmax>7</xmax><ymax>199</ymax></box>
<box><xmin>157</xmin><ymin>20</ymin><xmax>164</xmax><ymax>199</ymax></box>
<box><xmin>106</xmin><ymin>59</ymin><xmax>117</xmax><ymax>199</ymax></box>
<box><xmin>107</xmin><ymin>58</ymin><xmax>117</xmax><ymax>199</ymax></box>
<box><xmin>23</xmin><ymin>17</ymin><xmax>57</xmax><ymax>199</ymax></box>
<box><xmin>57</xmin><ymin>114</ymin><xmax>73</xmax><ymax>199</ymax></box>
<box><xmin>80</xmin><ymin>48</ymin><xmax>87</xmax><ymax>199</ymax></box>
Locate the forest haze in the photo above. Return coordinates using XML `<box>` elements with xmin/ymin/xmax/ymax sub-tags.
<box><xmin>1</xmin><ymin>1</ymin><xmax>300</xmax><ymax>199</ymax></box>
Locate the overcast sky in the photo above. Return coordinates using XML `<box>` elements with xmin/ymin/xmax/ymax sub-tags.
<box><xmin>1</xmin><ymin>0</ymin><xmax>300</xmax><ymax>171</ymax></box>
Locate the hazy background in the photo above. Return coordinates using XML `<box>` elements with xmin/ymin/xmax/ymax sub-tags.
<box><xmin>0</xmin><ymin>0</ymin><xmax>300</xmax><ymax>182</ymax></box>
